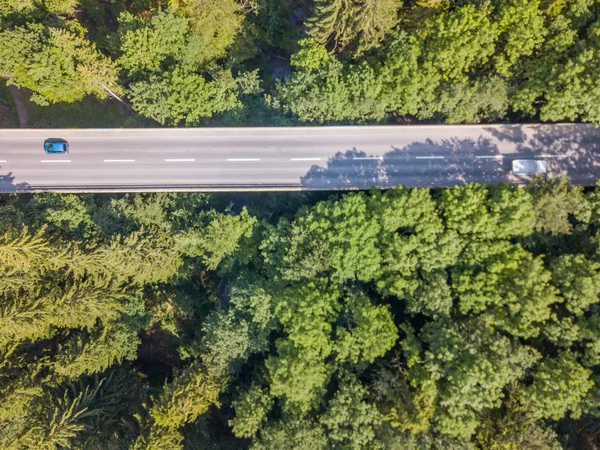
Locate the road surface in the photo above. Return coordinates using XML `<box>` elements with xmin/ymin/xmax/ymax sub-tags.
<box><xmin>0</xmin><ymin>124</ymin><xmax>599</xmax><ymax>192</ymax></box>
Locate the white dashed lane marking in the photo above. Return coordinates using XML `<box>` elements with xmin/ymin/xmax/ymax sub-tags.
<box><xmin>476</xmin><ymin>155</ymin><xmax>504</xmax><ymax>159</ymax></box>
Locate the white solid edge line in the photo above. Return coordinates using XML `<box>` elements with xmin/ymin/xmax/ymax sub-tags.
<box><xmin>353</xmin><ymin>156</ymin><xmax>383</xmax><ymax>160</ymax></box>
<box><xmin>475</xmin><ymin>155</ymin><xmax>504</xmax><ymax>159</ymax></box>
<box><xmin>165</xmin><ymin>158</ymin><xmax>195</xmax><ymax>162</ymax></box>
<box><xmin>227</xmin><ymin>158</ymin><xmax>260</xmax><ymax>162</ymax></box>
<box><xmin>416</xmin><ymin>156</ymin><xmax>445</xmax><ymax>159</ymax></box>
<box><xmin>291</xmin><ymin>158</ymin><xmax>322</xmax><ymax>161</ymax></box>
<box><xmin>104</xmin><ymin>159</ymin><xmax>135</xmax><ymax>162</ymax></box>
<box><xmin>41</xmin><ymin>160</ymin><xmax>71</xmax><ymax>163</ymax></box>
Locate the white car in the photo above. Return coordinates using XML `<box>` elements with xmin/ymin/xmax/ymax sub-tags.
<box><xmin>512</xmin><ymin>159</ymin><xmax>547</xmax><ymax>176</ymax></box>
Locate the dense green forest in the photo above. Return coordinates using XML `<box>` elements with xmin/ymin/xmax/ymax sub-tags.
<box><xmin>0</xmin><ymin>179</ymin><xmax>600</xmax><ymax>449</ymax></box>
<box><xmin>1</xmin><ymin>0</ymin><xmax>600</xmax><ymax>126</ymax></box>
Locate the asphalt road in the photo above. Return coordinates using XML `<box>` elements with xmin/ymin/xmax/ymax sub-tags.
<box><xmin>1</xmin><ymin>124</ymin><xmax>599</xmax><ymax>192</ymax></box>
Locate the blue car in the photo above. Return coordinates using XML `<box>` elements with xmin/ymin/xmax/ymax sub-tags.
<box><xmin>44</xmin><ymin>138</ymin><xmax>69</xmax><ymax>154</ymax></box>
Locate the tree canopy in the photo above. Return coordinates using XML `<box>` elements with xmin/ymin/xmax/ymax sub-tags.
<box><xmin>2</xmin><ymin>179</ymin><xmax>600</xmax><ymax>448</ymax></box>
<box><xmin>2</xmin><ymin>0</ymin><xmax>600</xmax><ymax>124</ymax></box>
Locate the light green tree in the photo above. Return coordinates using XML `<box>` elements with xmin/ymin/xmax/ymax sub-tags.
<box><xmin>518</xmin><ymin>351</ymin><xmax>594</xmax><ymax>420</ymax></box>
<box><xmin>551</xmin><ymin>254</ymin><xmax>600</xmax><ymax>315</ymax></box>
<box><xmin>526</xmin><ymin>176</ymin><xmax>586</xmax><ymax>235</ymax></box>
<box><xmin>335</xmin><ymin>294</ymin><xmax>398</xmax><ymax>365</ymax></box>
<box><xmin>415</xmin><ymin>320</ymin><xmax>539</xmax><ymax>438</ymax></box>
<box><xmin>252</xmin><ymin>415</ymin><xmax>328</xmax><ymax>450</ymax></box>
<box><xmin>168</xmin><ymin>0</ymin><xmax>248</xmax><ymax>67</ymax></box>
<box><xmin>230</xmin><ymin>384</ymin><xmax>273</xmax><ymax>438</ymax></box>
<box><xmin>135</xmin><ymin>361</ymin><xmax>225</xmax><ymax>449</ymax></box>
<box><xmin>177</xmin><ymin>208</ymin><xmax>257</xmax><ymax>270</ymax></box>
<box><xmin>320</xmin><ymin>373</ymin><xmax>383</xmax><ymax>449</ymax></box>
<box><xmin>0</xmin><ymin>24</ymin><xmax>122</xmax><ymax>105</ymax></box>
<box><xmin>268</xmin><ymin>39</ymin><xmax>387</xmax><ymax>123</ymax></box>
<box><xmin>306</xmin><ymin>0</ymin><xmax>402</xmax><ymax>56</ymax></box>
<box><xmin>420</xmin><ymin>4</ymin><xmax>498</xmax><ymax>82</ymax></box>
<box><xmin>453</xmin><ymin>244</ymin><xmax>561</xmax><ymax>338</ymax></box>
<box><xmin>492</xmin><ymin>0</ymin><xmax>547</xmax><ymax>77</ymax></box>
<box><xmin>118</xmin><ymin>9</ymin><xmax>189</xmax><ymax>76</ymax></box>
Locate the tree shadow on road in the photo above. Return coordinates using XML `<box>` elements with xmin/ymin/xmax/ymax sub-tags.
<box><xmin>383</xmin><ymin>136</ymin><xmax>507</xmax><ymax>187</ymax></box>
<box><xmin>484</xmin><ymin>124</ymin><xmax>600</xmax><ymax>184</ymax></box>
<box><xmin>301</xmin><ymin>137</ymin><xmax>507</xmax><ymax>189</ymax></box>
<box><xmin>301</xmin><ymin>124</ymin><xmax>600</xmax><ymax>190</ymax></box>
<box><xmin>0</xmin><ymin>170</ymin><xmax>30</xmax><ymax>192</ymax></box>
<box><xmin>301</xmin><ymin>148</ymin><xmax>391</xmax><ymax>190</ymax></box>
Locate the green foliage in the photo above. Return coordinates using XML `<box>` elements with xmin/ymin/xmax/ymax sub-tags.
<box><xmin>533</xmin><ymin>20</ymin><xmax>600</xmax><ymax>122</ymax></box>
<box><xmin>127</xmin><ymin>67</ymin><xmax>242</xmax><ymax>125</ymax></box>
<box><xmin>476</xmin><ymin>390</ymin><xmax>563</xmax><ymax>450</ymax></box>
<box><xmin>551</xmin><ymin>254</ymin><xmax>600</xmax><ymax>315</ymax></box>
<box><xmin>169</xmin><ymin>0</ymin><xmax>248</xmax><ymax>67</ymax></box>
<box><xmin>230</xmin><ymin>384</ymin><xmax>273</xmax><ymax>438</ymax></box>
<box><xmin>268</xmin><ymin>39</ymin><xmax>388</xmax><ymax>123</ymax></box>
<box><xmin>421</xmin><ymin>4</ymin><xmax>498</xmax><ymax>82</ymax></box>
<box><xmin>266</xmin><ymin>338</ymin><xmax>332</xmax><ymax>412</ymax></box>
<box><xmin>518</xmin><ymin>351</ymin><xmax>594</xmax><ymax>420</ymax></box>
<box><xmin>52</xmin><ymin>322</ymin><xmax>141</xmax><ymax>380</ymax></box>
<box><xmin>263</xmin><ymin>278</ymin><xmax>396</xmax><ymax>412</ymax></box>
<box><xmin>0</xmin><ymin>225</ymin><xmax>53</xmax><ymax>271</ymax></box>
<box><xmin>439</xmin><ymin>183</ymin><xmax>535</xmax><ymax>239</ymax></box>
<box><xmin>149</xmin><ymin>362</ymin><xmax>223</xmax><ymax>430</ymax></box>
<box><xmin>453</xmin><ymin>244</ymin><xmax>561</xmax><ymax>338</ymax></box>
<box><xmin>118</xmin><ymin>9</ymin><xmax>190</xmax><ymax>76</ymax></box>
<box><xmin>493</xmin><ymin>0</ymin><xmax>547</xmax><ymax>77</ymax></box>
<box><xmin>118</xmin><ymin>7</ymin><xmax>256</xmax><ymax>125</ymax></box>
<box><xmin>320</xmin><ymin>373</ymin><xmax>383</xmax><ymax>449</ymax></box>
<box><xmin>429</xmin><ymin>76</ymin><xmax>509</xmax><ymax>124</ymax></box>
<box><xmin>306</xmin><ymin>0</ymin><xmax>402</xmax><ymax>56</ymax></box>
<box><xmin>0</xmin><ymin>24</ymin><xmax>122</xmax><ymax>106</ymax></box>
<box><xmin>3</xmin><ymin>0</ymin><xmax>600</xmax><ymax>125</ymax></box>
<box><xmin>185</xmin><ymin>208</ymin><xmax>258</xmax><ymax>270</ymax></box>
<box><xmin>26</xmin><ymin>194</ymin><xmax>93</xmax><ymax>236</ymax></box>
<box><xmin>335</xmin><ymin>294</ymin><xmax>398</xmax><ymax>365</ymax></box>
<box><xmin>373</xmin><ymin>361</ymin><xmax>437</xmax><ymax>434</ymax></box>
<box><xmin>405</xmin><ymin>270</ymin><xmax>453</xmax><ymax>317</ymax></box>
<box><xmin>252</xmin><ymin>416</ymin><xmax>328</xmax><ymax>450</ymax></box>
<box><xmin>416</xmin><ymin>320</ymin><xmax>540</xmax><ymax>438</ymax></box>
<box><xmin>2</xmin><ymin>166</ymin><xmax>600</xmax><ymax>449</ymax></box>
<box><xmin>526</xmin><ymin>176</ymin><xmax>586</xmax><ymax>235</ymax></box>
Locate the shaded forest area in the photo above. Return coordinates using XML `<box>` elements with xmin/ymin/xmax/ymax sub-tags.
<box><xmin>1</xmin><ymin>178</ymin><xmax>600</xmax><ymax>449</ymax></box>
<box><xmin>1</xmin><ymin>0</ymin><xmax>600</xmax><ymax>127</ymax></box>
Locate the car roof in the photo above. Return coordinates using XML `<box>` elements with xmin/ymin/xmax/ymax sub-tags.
<box><xmin>512</xmin><ymin>159</ymin><xmax>547</xmax><ymax>174</ymax></box>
